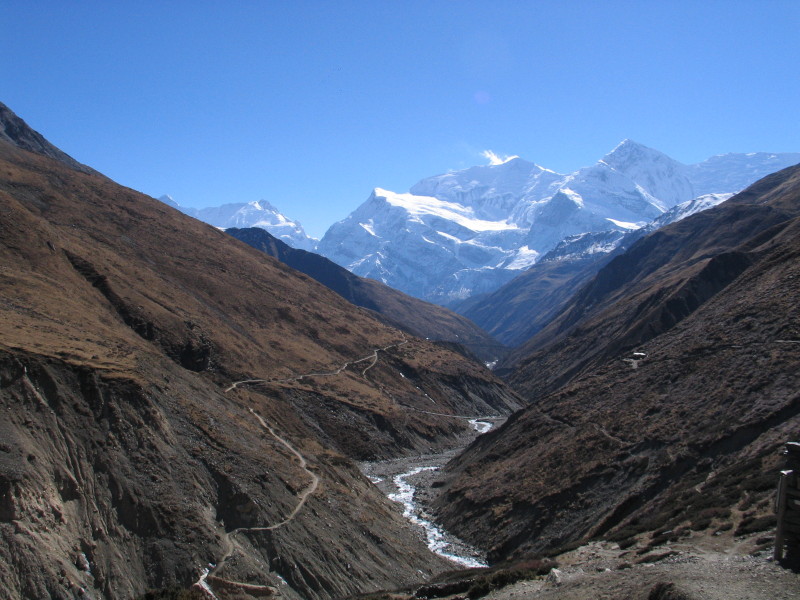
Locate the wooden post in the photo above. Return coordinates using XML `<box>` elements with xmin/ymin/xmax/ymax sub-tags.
<box><xmin>775</xmin><ymin>470</ymin><xmax>791</xmax><ymax>561</ymax></box>
<box><xmin>775</xmin><ymin>442</ymin><xmax>800</xmax><ymax>562</ymax></box>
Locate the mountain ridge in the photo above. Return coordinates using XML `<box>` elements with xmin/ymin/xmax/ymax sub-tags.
<box><xmin>0</xmin><ymin>102</ymin><xmax>520</xmax><ymax>599</ymax></box>
<box><xmin>225</xmin><ymin>226</ymin><xmax>507</xmax><ymax>363</ymax></box>
<box><xmin>317</xmin><ymin>141</ymin><xmax>800</xmax><ymax>305</ymax></box>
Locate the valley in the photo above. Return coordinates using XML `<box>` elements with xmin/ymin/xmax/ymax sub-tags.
<box><xmin>0</xmin><ymin>102</ymin><xmax>519</xmax><ymax>600</ymax></box>
<box><xmin>1</xmin><ymin>99</ymin><xmax>799</xmax><ymax>600</ymax></box>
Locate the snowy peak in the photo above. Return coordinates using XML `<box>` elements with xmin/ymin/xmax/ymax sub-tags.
<box><xmin>158</xmin><ymin>196</ymin><xmax>317</xmax><ymax>251</ymax></box>
<box><xmin>316</xmin><ymin>142</ymin><xmax>800</xmax><ymax>304</ymax></box>
<box><xmin>158</xmin><ymin>194</ymin><xmax>182</xmax><ymax>210</ymax></box>
<box><xmin>409</xmin><ymin>159</ymin><xmax>563</xmax><ymax>222</ymax></box>
<box><xmin>599</xmin><ymin>139</ymin><xmax>694</xmax><ymax>208</ymax></box>
<box><xmin>376</xmin><ymin>187</ymin><xmax>519</xmax><ymax>233</ymax></box>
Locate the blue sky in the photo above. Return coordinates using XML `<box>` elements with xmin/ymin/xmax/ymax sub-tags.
<box><xmin>2</xmin><ymin>1</ymin><xmax>798</xmax><ymax>238</ymax></box>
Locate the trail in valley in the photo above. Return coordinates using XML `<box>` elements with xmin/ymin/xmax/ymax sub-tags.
<box><xmin>224</xmin><ymin>336</ymin><xmax>409</xmax><ymax>392</ymax></box>
<box><xmin>211</xmin><ymin>334</ymin><xmax>503</xmax><ymax>592</ymax></box>
<box><xmin>193</xmin><ymin>408</ymin><xmax>319</xmax><ymax>599</ymax></box>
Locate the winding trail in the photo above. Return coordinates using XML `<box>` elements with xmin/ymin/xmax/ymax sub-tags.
<box><xmin>194</xmin><ymin>408</ymin><xmax>319</xmax><ymax>598</ymax></box>
<box><xmin>224</xmin><ymin>337</ymin><xmax>409</xmax><ymax>392</ymax></box>
<box><xmin>201</xmin><ymin>335</ymin><xmax>503</xmax><ymax>596</ymax></box>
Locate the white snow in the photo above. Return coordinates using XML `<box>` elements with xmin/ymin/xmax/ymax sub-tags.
<box><xmin>606</xmin><ymin>218</ymin><xmax>642</xmax><ymax>230</ymax></box>
<box><xmin>558</xmin><ymin>187</ymin><xmax>585</xmax><ymax>207</ymax></box>
<box><xmin>483</xmin><ymin>150</ymin><xmax>520</xmax><ymax>165</ymax></box>
<box><xmin>504</xmin><ymin>245</ymin><xmax>540</xmax><ymax>270</ymax></box>
<box><xmin>376</xmin><ymin>188</ymin><xmax>519</xmax><ymax>232</ymax></box>
<box><xmin>360</xmin><ymin>221</ymin><xmax>378</xmax><ymax>237</ymax></box>
<box><xmin>316</xmin><ymin>145</ymin><xmax>800</xmax><ymax>304</ymax></box>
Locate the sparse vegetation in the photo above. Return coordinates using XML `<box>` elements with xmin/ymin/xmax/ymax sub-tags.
<box><xmin>735</xmin><ymin>515</ymin><xmax>776</xmax><ymax>536</ymax></box>
<box><xmin>137</xmin><ymin>587</ymin><xmax>204</xmax><ymax>600</ymax></box>
<box><xmin>415</xmin><ymin>559</ymin><xmax>557</xmax><ymax>600</ymax></box>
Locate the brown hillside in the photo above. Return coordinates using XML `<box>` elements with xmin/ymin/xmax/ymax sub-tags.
<box><xmin>0</xmin><ymin>106</ymin><xmax>520</xmax><ymax>600</ymax></box>
<box><xmin>226</xmin><ymin>226</ymin><xmax>507</xmax><ymax>363</ymax></box>
<box><xmin>432</xmin><ymin>164</ymin><xmax>800</xmax><ymax>561</ymax></box>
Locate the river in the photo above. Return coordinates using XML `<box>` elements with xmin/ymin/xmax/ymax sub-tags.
<box><xmin>360</xmin><ymin>419</ymin><xmax>496</xmax><ymax>569</ymax></box>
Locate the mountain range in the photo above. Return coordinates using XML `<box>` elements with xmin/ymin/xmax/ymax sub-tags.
<box><xmin>2</xmin><ymin>98</ymin><xmax>799</xmax><ymax>600</ymax></box>
<box><xmin>431</xmin><ymin>162</ymin><xmax>800</xmax><ymax>562</ymax></box>
<box><xmin>316</xmin><ymin>142</ymin><xmax>800</xmax><ymax>304</ymax></box>
<box><xmin>162</xmin><ymin>195</ymin><xmax>318</xmax><ymax>251</ymax></box>
<box><xmin>456</xmin><ymin>191</ymin><xmax>735</xmax><ymax>347</ymax></box>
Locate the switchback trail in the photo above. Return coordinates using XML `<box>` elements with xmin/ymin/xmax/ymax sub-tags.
<box><xmin>194</xmin><ymin>408</ymin><xmax>319</xmax><ymax>599</ymax></box>
<box><xmin>224</xmin><ymin>336</ymin><xmax>409</xmax><ymax>392</ymax></box>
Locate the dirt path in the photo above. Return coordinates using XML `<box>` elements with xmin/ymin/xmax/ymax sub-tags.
<box><xmin>224</xmin><ymin>336</ymin><xmax>408</xmax><ymax>392</ymax></box>
<box><xmin>194</xmin><ymin>408</ymin><xmax>320</xmax><ymax>598</ymax></box>
<box><xmin>247</xmin><ymin>408</ymin><xmax>320</xmax><ymax>529</ymax></box>
<box><xmin>484</xmin><ymin>537</ymin><xmax>800</xmax><ymax>600</ymax></box>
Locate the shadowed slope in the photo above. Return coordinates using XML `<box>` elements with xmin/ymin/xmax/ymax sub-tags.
<box><xmin>226</xmin><ymin>226</ymin><xmax>507</xmax><ymax>363</ymax></box>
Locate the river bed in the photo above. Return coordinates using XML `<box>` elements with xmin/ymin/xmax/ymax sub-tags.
<box><xmin>360</xmin><ymin>419</ymin><xmax>497</xmax><ymax>568</ymax></box>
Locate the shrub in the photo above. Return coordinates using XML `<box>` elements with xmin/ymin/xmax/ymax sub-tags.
<box><xmin>735</xmin><ymin>515</ymin><xmax>776</xmax><ymax>536</ymax></box>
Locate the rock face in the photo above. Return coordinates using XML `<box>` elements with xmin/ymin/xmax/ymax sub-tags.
<box><xmin>0</xmin><ymin>104</ymin><xmax>521</xmax><ymax>599</ymax></box>
<box><xmin>317</xmin><ymin>141</ymin><xmax>800</xmax><ymax>304</ymax></box>
<box><xmin>431</xmin><ymin>164</ymin><xmax>800</xmax><ymax>561</ymax></box>
<box><xmin>226</xmin><ymin>226</ymin><xmax>507</xmax><ymax>363</ymax></box>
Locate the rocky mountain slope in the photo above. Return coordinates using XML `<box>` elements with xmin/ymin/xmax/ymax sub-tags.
<box><xmin>430</xmin><ymin>164</ymin><xmax>800</xmax><ymax>561</ymax></box>
<box><xmin>162</xmin><ymin>195</ymin><xmax>318</xmax><ymax>251</ymax></box>
<box><xmin>0</xmin><ymin>101</ymin><xmax>97</xmax><ymax>176</ymax></box>
<box><xmin>226</xmin><ymin>227</ymin><xmax>507</xmax><ymax>363</ymax></box>
<box><xmin>317</xmin><ymin>141</ymin><xmax>800</xmax><ymax>305</ymax></box>
<box><xmin>0</xmin><ymin>104</ymin><xmax>520</xmax><ymax>599</ymax></box>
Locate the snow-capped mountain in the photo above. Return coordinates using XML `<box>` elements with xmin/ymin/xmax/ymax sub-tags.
<box><xmin>159</xmin><ymin>196</ymin><xmax>317</xmax><ymax>251</ymax></box>
<box><xmin>316</xmin><ymin>141</ymin><xmax>799</xmax><ymax>304</ymax></box>
<box><xmin>537</xmin><ymin>192</ymin><xmax>734</xmax><ymax>266</ymax></box>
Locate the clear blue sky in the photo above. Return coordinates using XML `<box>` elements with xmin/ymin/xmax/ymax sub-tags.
<box><xmin>2</xmin><ymin>1</ymin><xmax>798</xmax><ymax>238</ymax></box>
